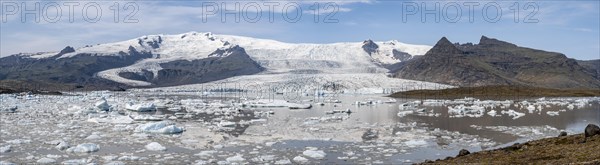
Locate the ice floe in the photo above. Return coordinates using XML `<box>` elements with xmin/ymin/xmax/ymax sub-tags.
<box><xmin>125</xmin><ymin>102</ymin><xmax>156</xmax><ymax>112</ymax></box>
<box><xmin>302</xmin><ymin>148</ymin><xmax>327</xmax><ymax>160</ymax></box>
<box><xmin>145</xmin><ymin>142</ymin><xmax>167</xmax><ymax>151</ymax></box>
<box><xmin>36</xmin><ymin>158</ymin><xmax>56</xmax><ymax>164</ymax></box>
<box><xmin>0</xmin><ymin>145</ymin><xmax>11</xmax><ymax>153</ymax></box>
<box><xmin>293</xmin><ymin>156</ymin><xmax>310</xmax><ymax>164</ymax></box>
<box><xmin>66</xmin><ymin>143</ymin><xmax>100</xmax><ymax>153</ymax></box>
<box><xmin>501</xmin><ymin>110</ymin><xmax>526</xmax><ymax>119</ymax></box>
<box><xmin>135</xmin><ymin>121</ymin><xmax>184</xmax><ymax>134</ymax></box>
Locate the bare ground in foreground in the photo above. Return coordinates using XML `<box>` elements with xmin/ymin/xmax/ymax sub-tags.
<box><xmin>420</xmin><ymin>134</ymin><xmax>600</xmax><ymax>164</ymax></box>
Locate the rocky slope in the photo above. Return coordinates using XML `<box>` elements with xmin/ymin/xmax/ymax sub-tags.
<box><xmin>392</xmin><ymin>36</ymin><xmax>600</xmax><ymax>89</ymax></box>
<box><xmin>421</xmin><ymin>132</ymin><xmax>600</xmax><ymax>164</ymax></box>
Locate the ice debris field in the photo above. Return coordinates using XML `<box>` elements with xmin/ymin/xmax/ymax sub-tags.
<box><xmin>0</xmin><ymin>90</ymin><xmax>599</xmax><ymax>164</ymax></box>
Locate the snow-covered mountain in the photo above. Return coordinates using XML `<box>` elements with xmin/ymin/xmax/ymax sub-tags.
<box><xmin>2</xmin><ymin>32</ymin><xmax>434</xmax><ymax>89</ymax></box>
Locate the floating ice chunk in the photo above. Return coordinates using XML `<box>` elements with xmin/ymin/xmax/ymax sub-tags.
<box><xmin>226</xmin><ymin>154</ymin><xmax>245</xmax><ymax>163</ymax></box>
<box><xmin>6</xmin><ymin>139</ymin><xmax>31</xmax><ymax>144</ymax></box>
<box><xmin>423</xmin><ymin>100</ymin><xmax>444</xmax><ymax>106</ymax></box>
<box><xmin>501</xmin><ymin>109</ymin><xmax>525</xmax><ymax>120</ymax></box>
<box><xmin>196</xmin><ymin>150</ymin><xmax>217</xmax><ymax>158</ymax></box>
<box><xmin>95</xmin><ymin>99</ymin><xmax>110</xmax><ymax>111</ymax></box>
<box><xmin>274</xmin><ymin>159</ymin><xmax>292</xmax><ymax>164</ymax></box>
<box><xmin>249</xmin><ymin>119</ymin><xmax>267</xmax><ymax>124</ymax></box>
<box><xmin>244</xmin><ymin>99</ymin><xmax>312</xmax><ymax>109</ymax></box>
<box><xmin>135</xmin><ymin>121</ymin><xmax>184</xmax><ymax>134</ymax></box>
<box><xmin>397</xmin><ymin>110</ymin><xmax>414</xmax><ymax>117</ymax></box>
<box><xmin>133</xmin><ymin>115</ymin><xmax>164</xmax><ymax>121</ymax></box>
<box><xmin>567</xmin><ymin>104</ymin><xmax>575</xmax><ymax>110</ymax></box>
<box><xmin>526</xmin><ymin>105</ymin><xmax>536</xmax><ymax>111</ymax></box>
<box><xmin>293</xmin><ymin>156</ymin><xmax>309</xmax><ymax>164</ymax></box>
<box><xmin>66</xmin><ymin>143</ymin><xmax>99</xmax><ymax>153</ymax></box>
<box><xmin>546</xmin><ymin>111</ymin><xmax>559</xmax><ymax>116</ymax></box>
<box><xmin>0</xmin><ymin>106</ymin><xmax>17</xmax><ymax>113</ymax></box>
<box><xmin>487</xmin><ymin>110</ymin><xmax>497</xmax><ymax>117</ymax></box>
<box><xmin>145</xmin><ymin>142</ymin><xmax>167</xmax><ymax>151</ymax></box>
<box><xmin>36</xmin><ymin>158</ymin><xmax>56</xmax><ymax>164</ymax></box>
<box><xmin>87</xmin><ymin>115</ymin><xmax>133</xmax><ymax>124</ymax></box>
<box><xmin>105</xmin><ymin>161</ymin><xmax>126</xmax><ymax>165</ymax></box>
<box><xmin>0</xmin><ymin>161</ymin><xmax>15</xmax><ymax>165</ymax></box>
<box><xmin>302</xmin><ymin>149</ymin><xmax>326</xmax><ymax>160</ymax></box>
<box><xmin>0</xmin><ymin>145</ymin><xmax>11</xmax><ymax>153</ymax></box>
<box><xmin>56</xmin><ymin>141</ymin><xmax>70</xmax><ymax>150</ymax></box>
<box><xmin>288</xmin><ymin>104</ymin><xmax>312</xmax><ymax>109</ymax></box>
<box><xmin>218</xmin><ymin>121</ymin><xmax>236</xmax><ymax>127</ymax></box>
<box><xmin>403</xmin><ymin>139</ymin><xmax>428</xmax><ymax>147</ymax></box>
<box><xmin>118</xmin><ymin>156</ymin><xmax>142</xmax><ymax>161</ymax></box>
<box><xmin>125</xmin><ymin>102</ymin><xmax>156</xmax><ymax>112</ymax></box>
<box><xmin>448</xmin><ymin>105</ymin><xmax>485</xmax><ymax>118</ymax></box>
<box><xmin>85</xmin><ymin>134</ymin><xmax>102</xmax><ymax>140</ymax></box>
<box><xmin>62</xmin><ymin>158</ymin><xmax>89</xmax><ymax>165</ymax></box>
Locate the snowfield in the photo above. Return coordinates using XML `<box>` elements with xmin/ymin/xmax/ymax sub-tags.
<box><xmin>19</xmin><ymin>32</ymin><xmax>433</xmax><ymax>87</ymax></box>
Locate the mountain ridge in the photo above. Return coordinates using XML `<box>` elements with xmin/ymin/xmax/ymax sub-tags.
<box><xmin>0</xmin><ymin>32</ymin><xmax>431</xmax><ymax>90</ymax></box>
<box><xmin>392</xmin><ymin>36</ymin><xmax>600</xmax><ymax>89</ymax></box>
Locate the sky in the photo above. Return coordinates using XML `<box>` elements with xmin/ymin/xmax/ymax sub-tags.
<box><xmin>1</xmin><ymin>0</ymin><xmax>599</xmax><ymax>60</ymax></box>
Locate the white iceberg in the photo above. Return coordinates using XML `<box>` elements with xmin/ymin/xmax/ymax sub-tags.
<box><xmin>501</xmin><ymin>109</ymin><xmax>525</xmax><ymax>120</ymax></box>
<box><xmin>487</xmin><ymin>110</ymin><xmax>497</xmax><ymax>117</ymax></box>
<box><xmin>293</xmin><ymin>156</ymin><xmax>309</xmax><ymax>164</ymax></box>
<box><xmin>133</xmin><ymin>115</ymin><xmax>164</xmax><ymax>121</ymax></box>
<box><xmin>145</xmin><ymin>142</ymin><xmax>167</xmax><ymax>151</ymax></box>
<box><xmin>66</xmin><ymin>143</ymin><xmax>100</xmax><ymax>153</ymax></box>
<box><xmin>135</xmin><ymin>121</ymin><xmax>184</xmax><ymax>134</ymax></box>
<box><xmin>244</xmin><ymin>99</ymin><xmax>312</xmax><ymax>109</ymax></box>
<box><xmin>546</xmin><ymin>111</ymin><xmax>559</xmax><ymax>116</ymax></box>
<box><xmin>125</xmin><ymin>102</ymin><xmax>156</xmax><ymax>112</ymax></box>
<box><xmin>218</xmin><ymin>121</ymin><xmax>236</xmax><ymax>127</ymax></box>
<box><xmin>36</xmin><ymin>158</ymin><xmax>56</xmax><ymax>164</ymax></box>
<box><xmin>87</xmin><ymin>115</ymin><xmax>133</xmax><ymax>124</ymax></box>
<box><xmin>397</xmin><ymin>110</ymin><xmax>414</xmax><ymax>117</ymax></box>
<box><xmin>226</xmin><ymin>154</ymin><xmax>245</xmax><ymax>163</ymax></box>
<box><xmin>403</xmin><ymin>139</ymin><xmax>428</xmax><ymax>147</ymax></box>
<box><xmin>0</xmin><ymin>106</ymin><xmax>17</xmax><ymax>113</ymax></box>
<box><xmin>94</xmin><ymin>99</ymin><xmax>110</xmax><ymax>111</ymax></box>
<box><xmin>302</xmin><ymin>149</ymin><xmax>326</xmax><ymax>160</ymax></box>
<box><xmin>0</xmin><ymin>145</ymin><xmax>11</xmax><ymax>153</ymax></box>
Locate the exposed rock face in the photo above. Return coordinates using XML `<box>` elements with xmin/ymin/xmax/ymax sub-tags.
<box><xmin>361</xmin><ymin>129</ymin><xmax>379</xmax><ymax>141</ymax></box>
<box><xmin>392</xmin><ymin>49</ymin><xmax>412</xmax><ymax>62</ymax></box>
<box><xmin>0</xmin><ymin>47</ymin><xmax>153</xmax><ymax>90</ymax></box>
<box><xmin>585</xmin><ymin>124</ymin><xmax>600</xmax><ymax>138</ymax></box>
<box><xmin>117</xmin><ymin>45</ymin><xmax>264</xmax><ymax>87</ymax></box>
<box><xmin>559</xmin><ymin>131</ymin><xmax>568</xmax><ymax>137</ymax></box>
<box><xmin>457</xmin><ymin>149</ymin><xmax>470</xmax><ymax>157</ymax></box>
<box><xmin>57</xmin><ymin>46</ymin><xmax>76</xmax><ymax>56</ymax></box>
<box><xmin>392</xmin><ymin>36</ymin><xmax>600</xmax><ymax>89</ymax></box>
<box><xmin>578</xmin><ymin>59</ymin><xmax>600</xmax><ymax>80</ymax></box>
<box><xmin>362</xmin><ymin>40</ymin><xmax>379</xmax><ymax>55</ymax></box>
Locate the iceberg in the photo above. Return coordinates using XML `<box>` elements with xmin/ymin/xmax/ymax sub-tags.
<box><xmin>135</xmin><ymin>121</ymin><xmax>184</xmax><ymax>134</ymax></box>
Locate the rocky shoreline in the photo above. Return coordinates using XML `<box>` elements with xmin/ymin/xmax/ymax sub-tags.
<box><xmin>420</xmin><ymin>124</ymin><xmax>600</xmax><ymax>164</ymax></box>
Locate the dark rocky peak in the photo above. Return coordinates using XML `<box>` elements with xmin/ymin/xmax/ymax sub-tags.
<box><xmin>392</xmin><ymin>49</ymin><xmax>412</xmax><ymax>62</ymax></box>
<box><xmin>137</xmin><ymin>36</ymin><xmax>163</xmax><ymax>49</ymax></box>
<box><xmin>205</xmin><ymin>32</ymin><xmax>216</xmax><ymax>41</ymax></box>
<box><xmin>426</xmin><ymin>37</ymin><xmax>463</xmax><ymax>55</ymax></box>
<box><xmin>362</xmin><ymin>39</ymin><xmax>379</xmax><ymax>55</ymax></box>
<box><xmin>128</xmin><ymin>46</ymin><xmax>139</xmax><ymax>54</ymax></box>
<box><xmin>209</xmin><ymin>45</ymin><xmax>245</xmax><ymax>57</ymax></box>
<box><xmin>479</xmin><ymin>35</ymin><xmax>517</xmax><ymax>47</ymax></box>
<box><xmin>57</xmin><ymin>46</ymin><xmax>75</xmax><ymax>56</ymax></box>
